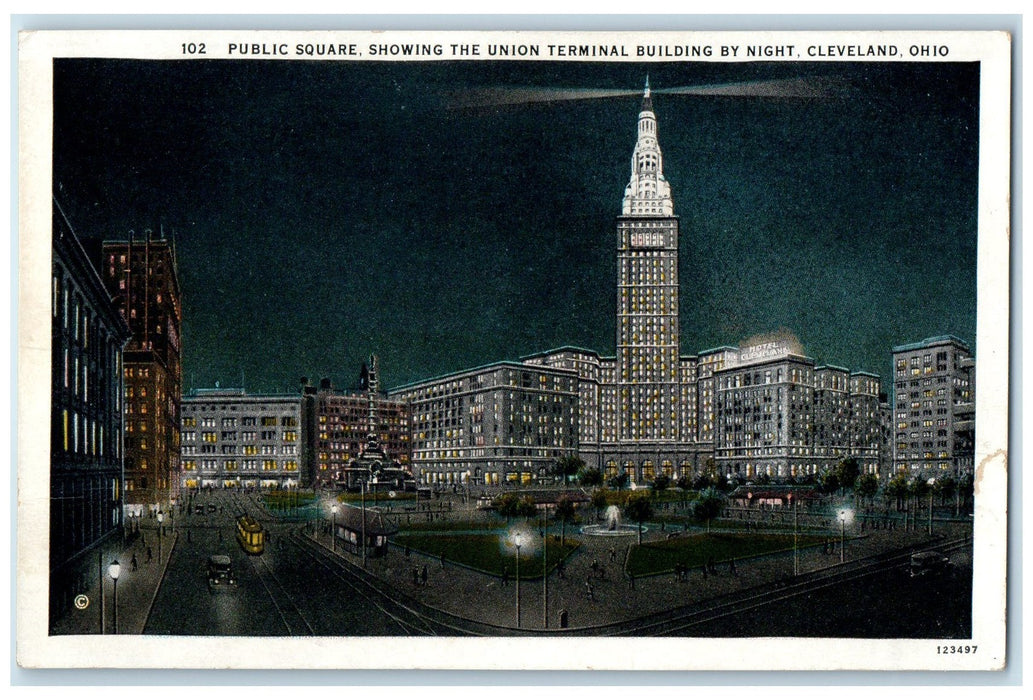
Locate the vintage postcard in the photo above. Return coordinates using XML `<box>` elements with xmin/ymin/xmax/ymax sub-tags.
<box><xmin>16</xmin><ymin>28</ymin><xmax>1010</xmax><ymax>671</ymax></box>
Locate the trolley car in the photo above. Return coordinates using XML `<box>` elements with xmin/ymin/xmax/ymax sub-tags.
<box><xmin>236</xmin><ymin>514</ymin><xmax>265</xmax><ymax>555</ymax></box>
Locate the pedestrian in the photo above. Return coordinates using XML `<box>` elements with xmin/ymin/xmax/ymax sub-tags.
<box><xmin>131</xmin><ymin>554</ymin><xmax>138</xmax><ymax>571</ymax></box>
<box><xmin>609</xmin><ymin>547</ymin><xmax>616</xmax><ymax>562</ymax></box>
<box><xmin>146</xmin><ymin>546</ymin><xmax>152</xmax><ymax>562</ymax></box>
<box><xmin>557</xmin><ymin>560</ymin><xmax>565</xmax><ymax>579</ymax></box>
<box><xmin>702</xmin><ymin>563</ymin><xmax>708</xmax><ymax>580</ymax></box>
<box><xmin>440</xmin><ymin>551</ymin><xmax>445</xmax><ymax>568</ymax></box>
<box><xmin>405</xmin><ymin>545</ymin><xmax>411</xmax><ymax>558</ymax></box>
<box><xmin>421</xmin><ymin>564</ymin><xmax>428</xmax><ymax>586</ymax></box>
<box><xmin>412</xmin><ymin>567</ymin><xmax>420</xmax><ymax>586</ymax></box>
<box><xmin>502</xmin><ymin>567</ymin><xmax>510</xmax><ymax>587</ymax></box>
<box><xmin>629</xmin><ymin>572</ymin><xmax>635</xmax><ymax>590</ymax></box>
<box><xmin>730</xmin><ymin>558</ymin><xmax>737</xmax><ymax>576</ymax></box>
<box><xmin>585</xmin><ymin>581</ymin><xmax>594</xmax><ymax>600</ymax></box>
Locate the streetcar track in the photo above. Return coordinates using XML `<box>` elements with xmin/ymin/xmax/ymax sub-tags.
<box><xmin>291</xmin><ymin>533</ymin><xmax>448</xmax><ymax>636</ymax></box>
<box><xmin>613</xmin><ymin>536</ymin><xmax>972</xmax><ymax>637</ymax></box>
<box><xmin>251</xmin><ymin>554</ymin><xmax>317</xmax><ymax>636</ymax></box>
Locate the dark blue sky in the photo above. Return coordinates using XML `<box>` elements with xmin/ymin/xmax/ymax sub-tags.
<box><xmin>53</xmin><ymin>59</ymin><xmax>979</xmax><ymax>393</ymax></box>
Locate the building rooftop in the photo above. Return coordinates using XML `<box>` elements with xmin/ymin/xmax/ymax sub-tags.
<box><xmin>388</xmin><ymin>359</ymin><xmax>578</xmax><ymax>393</ymax></box>
<box><xmin>891</xmin><ymin>335</ymin><xmax>972</xmax><ymax>354</ymax></box>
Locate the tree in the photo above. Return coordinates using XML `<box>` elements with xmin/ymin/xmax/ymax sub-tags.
<box><xmin>553</xmin><ymin>455</ymin><xmax>585</xmax><ymax>484</ymax></box>
<box><xmin>590</xmin><ymin>488</ymin><xmax>610</xmax><ymax>520</ymax></box>
<box><xmin>652</xmin><ymin>473</ymin><xmax>671</xmax><ymax>495</ymax></box>
<box><xmin>692</xmin><ymin>487</ymin><xmax>726</xmax><ymax>533</ymax></box>
<box><xmin>516</xmin><ymin>496</ymin><xmax>538</xmax><ymax>518</ymax></box>
<box><xmin>494</xmin><ymin>493</ymin><xmax>521</xmax><ymax>523</ymax></box>
<box><xmin>854</xmin><ymin>473</ymin><xmax>879</xmax><ymax>506</ymax></box>
<box><xmin>818</xmin><ymin>469</ymin><xmax>840</xmax><ymax>496</ymax></box>
<box><xmin>554</xmin><ymin>494</ymin><xmax>577</xmax><ymax>547</ymax></box>
<box><xmin>885</xmin><ymin>474</ymin><xmax>909</xmax><ymax>511</ymax></box>
<box><xmin>934</xmin><ymin>476</ymin><xmax>957</xmax><ymax>507</ymax></box>
<box><xmin>579</xmin><ymin>467</ymin><xmax>603</xmax><ymax>487</ymax></box>
<box><xmin>608</xmin><ymin>471</ymin><xmax>630</xmax><ymax>492</ymax></box>
<box><xmin>623</xmin><ymin>491</ymin><xmax>654</xmax><ymax>544</ymax></box>
<box><xmin>835</xmin><ymin>457</ymin><xmax>862</xmax><ymax>493</ymax></box>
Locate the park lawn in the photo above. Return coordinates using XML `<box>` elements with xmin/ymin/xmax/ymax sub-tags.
<box><xmin>626</xmin><ymin>531</ymin><xmax>831</xmax><ymax>577</ymax></box>
<box><xmin>394</xmin><ymin>532</ymin><xmax>580</xmax><ymax>579</ymax></box>
<box><xmin>400</xmin><ymin>518</ymin><xmax>500</xmax><ymax>532</ymax></box>
<box><xmin>336</xmin><ymin>491</ymin><xmax>418</xmax><ymax>503</ymax></box>
<box><xmin>262</xmin><ymin>491</ymin><xmax>316</xmax><ymax>510</ymax></box>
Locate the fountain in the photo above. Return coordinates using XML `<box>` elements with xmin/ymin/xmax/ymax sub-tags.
<box><xmin>581</xmin><ymin>504</ymin><xmax>642</xmax><ymax>537</ymax></box>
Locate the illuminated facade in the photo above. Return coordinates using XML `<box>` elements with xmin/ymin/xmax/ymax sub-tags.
<box><xmin>180</xmin><ymin>389</ymin><xmax>302</xmax><ymax>489</ymax></box>
<box><xmin>388</xmin><ymin>362</ymin><xmax>579</xmax><ymax>486</ymax></box>
<box><xmin>891</xmin><ymin>336</ymin><xmax>975</xmax><ymax>477</ymax></box>
<box><xmin>101</xmin><ymin>234</ymin><xmax>182</xmax><ymax>507</ymax></box>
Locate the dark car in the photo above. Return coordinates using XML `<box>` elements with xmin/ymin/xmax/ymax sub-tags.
<box><xmin>194</xmin><ymin>505</ymin><xmax>204</xmax><ymax>515</ymax></box>
<box><xmin>207</xmin><ymin>504</ymin><xmax>218</xmax><ymax>514</ymax></box>
<box><xmin>207</xmin><ymin>554</ymin><xmax>236</xmax><ymax>590</ymax></box>
<box><xmin>910</xmin><ymin>550</ymin><xmax>950</xmax><ymax>577</ymax></box>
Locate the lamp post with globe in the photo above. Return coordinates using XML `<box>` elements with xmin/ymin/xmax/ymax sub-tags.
<box><xmin>514</xmin><ymin>532</ymin><xmax>523</xmax><ymax>628</ymax></box>
<box><xmin>156</xmin><ymin>510</ymin><xmax>164</xmax><ymax>562</ymax></box>
<box><xmin>927</xmin><ymin>477</ymin><xmax>936</xmax><ymax>535</ymax></box>
<box><xmin>331</xmin><ymin>504</ymin><xmax>339</xmax><ymax>553</ymax></box>
<box><xmin>108</xmin><ymin>559</ymin><xmax>121</xmax><ymax>634</ymax></box>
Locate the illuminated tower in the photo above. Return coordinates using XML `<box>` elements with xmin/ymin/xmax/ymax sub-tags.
<box><xmin>616</xmin><ymin>79</ymin><xmax>681</xmax><ymax>444</ymax></box>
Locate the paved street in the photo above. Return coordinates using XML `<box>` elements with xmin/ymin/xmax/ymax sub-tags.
<box><xmin>48</xmin><ymin>489</ymin><xmax>974</xmax><ymax>638</ymax></box>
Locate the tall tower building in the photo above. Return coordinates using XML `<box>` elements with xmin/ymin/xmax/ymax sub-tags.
<box><xmin>615</xmin><ymin>79</ymin><xmax>681</xmax><ymax>445</ymax></box>
<box><xmin>101</xmin><ymin>233</ymin><xmax>183</xmax><ymax>510</ymax></box>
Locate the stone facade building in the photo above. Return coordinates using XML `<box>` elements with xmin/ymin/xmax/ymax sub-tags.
<box><xmin>50</xmin><ymin>198</ymin><xmax>132</xmax><ymax>627</ymax></box>
<box><xmin>891</xmin><ymin>335</ymin><xmax>975</xmax><ymax>477</ymax></box>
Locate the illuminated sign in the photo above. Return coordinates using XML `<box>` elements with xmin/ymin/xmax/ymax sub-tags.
<box><xmin>736</xmin><ymin>340</ymin><xmax>793</xmax><ymax>365</ymax></box>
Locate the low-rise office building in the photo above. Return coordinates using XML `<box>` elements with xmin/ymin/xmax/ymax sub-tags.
<box><xmin>180</xmin><ymin>388</ymin><xmax>302</xmax><ymax>489</ymax></box>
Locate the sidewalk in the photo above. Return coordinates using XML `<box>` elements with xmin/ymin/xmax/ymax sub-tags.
<box><xmin>49</xmin><ymin>522</ymin><xmax>177</xmax><ymax>636</ymax></box>
<box><xmin>313</xmin><ymin>515</ymin><xmax>971</xmax><ymax>632</ymax></box>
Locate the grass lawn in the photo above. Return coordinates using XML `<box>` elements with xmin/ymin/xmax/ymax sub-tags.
<box><xmin>336</xmin><ymin>491</ymin><xmax>419</xmax><ymax>503</ymax></box>
<box><xmin>262</xmin><ymin>491</ymin><xmax>316</xmax><ymax>510</ymax></box>
<box><xmin>626</xmin><ymin>531</ymin><xmax>833</xmax><ymax>577</ymax></box>
<box><xmin>394</xmin><ymin>532</ymin><xmax>580</xmax><ymax>579</ymax></box>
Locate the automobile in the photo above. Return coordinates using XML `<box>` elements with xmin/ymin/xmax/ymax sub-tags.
<box><xmin>207</xmin><ymin>554</ymin><xmax>236</xmax><ymax>590</ymax></box>
<box><xmin>207</xmin><ymin>503</ymin><xmax>218</xmax><ymax>514</ymax></box>
<box><xmin>909</xmin><ymin>550</ymin><xmax>950</xmax><ymax>578</ymax></box>
<box><xmin>194</xmin><ymin>505</ymin><xmax>204</xmax><ymax>515</ymax></box>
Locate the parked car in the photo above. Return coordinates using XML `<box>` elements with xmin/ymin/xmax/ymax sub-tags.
<box><xmin>910</xmin><ymin>550</ymin><xmax>950</xmax><ymax>577</ymax></box>
<box><xmin>207</xmin><ymin>554</ymin><xmax>236</xmax><ymax>590</ymax></box>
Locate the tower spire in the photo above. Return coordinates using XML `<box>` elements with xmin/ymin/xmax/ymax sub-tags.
<box><xmin>622</xmin><ymin>78</ymin><xmax>672</xmax><ymax>216</ymax></box>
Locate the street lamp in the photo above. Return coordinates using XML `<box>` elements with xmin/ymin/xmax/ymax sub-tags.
<box><xmin>156</xmin><ymin>510</ymin><xmax>165</xmax><ymax>563</ymax></box>
<box><xmin>361</xmin><ymin>480</ymin><xmax>368</xmax><ymax>568</ymax></box>
<box><xmin>108</xmin><ymin>559</ymin><xmax>121</xmax><ymax>634</ymax></box>
<box><xmin>838</xmin><ymin>509</ymin><xmax>847</xmax><ymax>563</ymax></box>
<box><xmin>927</xmin><ymin>477</ymin><xmax>936</xmax><ymax>535</ymax></box>
<box><xmin>514</xmin><ymin>532</ymin><xmax>523</xmax><ymax>628</ymax></box>
<box><xmin>542</xmin><ymin>522</ymin><xmax>548</xmax><ymax>629</ymax></box>
<box><xmin>331</xmin><ymin>504</ymin><xmax>339</xmax><ymax>553</ymax></box>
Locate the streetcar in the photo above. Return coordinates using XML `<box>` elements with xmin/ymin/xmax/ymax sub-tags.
<box><xmin>236</xmin><ymin>514</ymin><xmax>265</xmax><ymax>555</ymax></box>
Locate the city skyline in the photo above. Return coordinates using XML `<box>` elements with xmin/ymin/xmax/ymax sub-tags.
<box><xmin>52</xmin><ymin>59</ymin><xmax>979</xmax><ymax>394</ymax></box>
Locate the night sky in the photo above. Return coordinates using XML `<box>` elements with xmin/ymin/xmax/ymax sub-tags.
<box><xmin>52</xmin><ymin>59</ymin><xmax>979</xmax><ymax>394</ymax></box>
